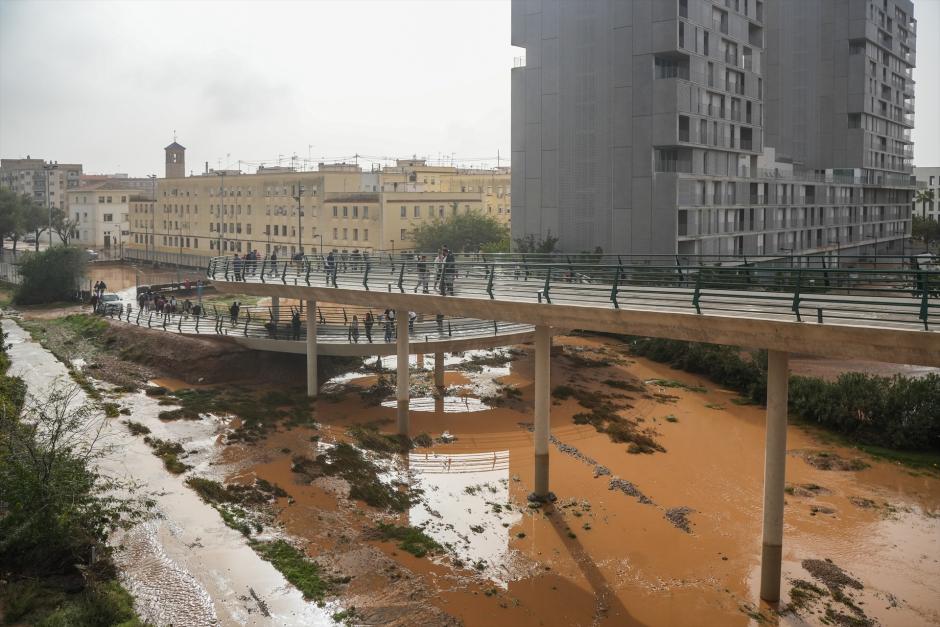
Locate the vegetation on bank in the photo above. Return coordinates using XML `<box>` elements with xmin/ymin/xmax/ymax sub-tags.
<box><xmin>373</xmin><ymin>523</ymin><xmax>442</xmax><ymax>558</ymax></box>
<box><xmin>410</xmin><ymin>212</ymin><xmax>509</xmax><ymax>253</ymax></box>
<box><xmin>13</xmin><ymin>245</ymin><xmax>87</xmax><ymax>305</ymax></box>
<box><xmin>0</xmin><ymin>328</ymin><xmax>145</xmax><ymax>625</ymax></box>
<box><xmin>249</xmin><ymin>540</ymin><xmax>331</xmax><ymax>602</ymax></box>
<box><xmin>626</xmin><ymin>337</ymin><xmax>940</xmax><ymax>458</ymax></box>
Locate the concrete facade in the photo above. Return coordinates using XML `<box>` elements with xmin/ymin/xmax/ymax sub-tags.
<box><xmin>0</xmin><ymin>158</ymin><xmax>83</xmax><ymax>212</ymax></box>
<box><xmin>67</xmin><ymin>181</ymin><xmax>147</xmax><ymax>250</ymax></box>
<box><xmin>511</xmin><ymin>0</ymin><xmax>916</xmax><ymax>258</ymax></box>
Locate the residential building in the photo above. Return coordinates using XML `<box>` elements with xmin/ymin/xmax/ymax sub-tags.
<box><xmin>81</xmin><ymin>173</ymin><xmax>157</xmax><ymax>199</ymax></box>
<box><xmin>913</xmin><ymin>167</ymin><xmax>939</xmax><ymax>221</ymax></box>
<box><xmin>0</xmin><ymin>157</ymin><xmax>83</xmax><ymax>212</ymax></box>
<box><xmin>67</xmin><ymin>181</ymin><xmax>142</xmax><ymax>251</ymax></box>
<box><xmin>124</xmin><ymin>148</ymin><xmax>510</xmax><ymax>262</ymax></box>
<box><xmin>510</xmin><ymin>0</ymin><xmax>916</xmax><ymax>258</ymax></box>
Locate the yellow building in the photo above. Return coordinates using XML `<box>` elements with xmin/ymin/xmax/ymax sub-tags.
<box><xmin>125</xmin><ymin>151</ymin><xmax>510</xmax><ymax>262</ymax></box>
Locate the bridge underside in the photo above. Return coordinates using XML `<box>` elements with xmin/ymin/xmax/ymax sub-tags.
<box><xmin>214</xmin><ymin>282</ymin><xmax>940</xmax><ymax>367</ymax></box>
<box><xmin>228</xmin><ymin>330</ymin><xmax>534</xmax><ymax>356</ymax></box>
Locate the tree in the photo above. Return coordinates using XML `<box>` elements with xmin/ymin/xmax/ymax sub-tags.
<box><xmin>410</xmin><ymin>212</ymin><xmax>509</xmax><ymax>253</ymax></box>
<box><xmin>50</xmin><ymin>206</ymin><xmax>79</xmax><ymax>246</ymax></box>
<box><xmin>912</xmin><ymin>215</ymin><xmax>940</xmax><ymax>251</ymax></box>
<box><xmin>14</xmin><ymin>245</ymin><xmax>87</xmax><ymax>305</ymax></box>
<box><xmin>0</xmin><ymin>188</ymin><xmax>20</xmax><ymax>250</ymax></box>
<box><xmin>513</xmin><ymin>231</ymin><xmax>560</xmax><ymax>253</ymax></box>
<box><xmin>914</xmin><ymin>188</ymin><xmax>935</xmax><ymax>220</ymax></box>
<box><xmin>20</xmin><ymin>195</ymin><xmax>49</xmax><ymax>251</ymax></box>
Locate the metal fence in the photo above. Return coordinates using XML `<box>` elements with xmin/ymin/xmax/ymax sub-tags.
<box><xmin>206</xmin><ymin>253</ymin><xmax>940</xmax><ymax>331</ymax></box>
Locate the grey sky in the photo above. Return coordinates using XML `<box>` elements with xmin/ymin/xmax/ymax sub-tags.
<box><xmin>0</xmin><ymin>0</ymin><xmax>937</xmax><ymax>175</ymax></box>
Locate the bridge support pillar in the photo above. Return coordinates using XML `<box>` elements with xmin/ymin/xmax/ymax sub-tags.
<box><xmin>434</xmin><ymin>352</ymin><xmax>445</xmax><ymax>388</ymax></box>
<box><xmin>760</xmin><ymin>350</ymin><xmax>789</xmax><ymax>602</ymax></box>
<box><xmin>530</xmin><ymin>325</ymin><xmax>553</xmax><ymax>502</ymax></box>
<box><xmin>417</xmin><ymin>353</ymin><xmax>425</xmax><ymax>369</ymax></box>
<box><xmin>272</xmin><ymin>295</ymin><xmax>279</xmax><ymax>322</ymax></box>
<box><xmin>306</xmin><ymin>299</ymin><xmax>317</xmax><ymax>398</ymax></box>
<box><xmin>397</xmin><ymin>312</ymin><xmax>409</xmax><ymax>436</ymax></box>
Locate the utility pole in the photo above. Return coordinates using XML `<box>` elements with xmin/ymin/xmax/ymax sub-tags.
<box><xmin>43</xmin><ymin>163</ymin><xmax>58</xmax><ymax>247</ymax></box>
<box><xmin>293</xmin><ymin>182</ymin><xmax>304</xmax><ymax>255</ymax></box>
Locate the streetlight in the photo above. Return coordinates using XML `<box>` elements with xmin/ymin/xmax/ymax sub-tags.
<box><xmin>313</xmin><ymin>233</ymin><xmax>322</xmax><ymax>258</ymax></box>
<box><xmin>147</xmin><ymin>174</ymin><xmax>156</xmax><ymax>263</ymax></box>
<box><xmin>293</xmin><ymin>183</ymin><xmax>304</xmax><ymax>255</ymax></box>
<box><xmin>214</xmin><ymin>171</ymin><xmax>225</xmax><ymax>255</ymax></box>
<box><xmin>43</xmin><ymin>163</ymin><xmax>58</xmax><ymax>247</ymax></box>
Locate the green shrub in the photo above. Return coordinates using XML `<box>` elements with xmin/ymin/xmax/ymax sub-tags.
<box><xmin>13</xmin><ymin>246</ymin><xmax>87</xmax><ymax>305</ymax></box>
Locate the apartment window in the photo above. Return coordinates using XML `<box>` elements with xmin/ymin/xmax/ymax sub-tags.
<box><xmin>678</xmin><ymin>21</ymin><xmax>686</xmax><ymax>48</ymax></box>
<box><xmin>343</xmin><ymin>228</ymin><xmax>348</xmax><ymax>239</ymax></box>
<box><xmin>353</xmin><ymin>228</ymin><xmax>359</xmax><ymax>241</ymax></box>
<box><xmin>414</xmin><ymin>205</ymin><xmax>420</xmax><ymax>217</ymax></box>
<box><xmin>353</xmin><ymin>206</ymin><xmax>359</xmax><ymax>218</ymax></box>
<box><xmin>678</xmin><ymin>115</ymin><xmax>690</xmax><ymax>142</ymax></box>
<box><xmin>332</xmin><ymin>206</ymin><xmax>338</xmax><ymax>217</ymax></box>
<box><xmin>98</xmin><ymin>196</ymin><xmax>105</xmax><ymax>203</ymax></box>
<box><xmin>333</xmin><ymin>227</ymin><xmax>338</xmax><ymax>239</ymax></box>
<box><xmin>704</xmin><ymin>31</ymin><xmax>709</xmax><ymax>56</ymax></box>
<box><xmin>654</xmin><ymin>56</ymin><xmax>689</xmax><ymax>79</ymax></box>
<box><xmin>246</xmin><ymin>224</ymin><xmax>252</xmax><ymax>235</ymax></box>
<box><xmin>121</xmin><ymin>196</ymin><xmax>127</xmax><ymax>202</ymax></box>
<box><xmin>678</xmin><ymin>0</ymin><xmax>688</xmax><ymax>18</ymax></box>
<box><xmin>400</xmin><ymin>228</ymin><xmax>406</xmax><ymax>240</ymax></box>
<box><xmin>400</xmin><ymin>205</ymin><xmax>407</xmax><ymax>217</ymax></box>
<box><xmin>363</xmin><ymin>206</ymin><xmax>369</xmax><ymax>218</ymax></box>
<box><xmin>107</xmin><ymin>196</ymin><xmax>112</xmax><ymax>203</ymax></box>
<box><xmin>363</xmin><ymin>228</ymin><xmax>369</xmax><ymax>240</ymax></box>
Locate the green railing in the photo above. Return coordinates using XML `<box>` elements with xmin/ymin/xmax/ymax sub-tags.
<box><xmin>206</xmin><ymin>253</ymin><xmax>940</xmax><ymax>331</ymax></box>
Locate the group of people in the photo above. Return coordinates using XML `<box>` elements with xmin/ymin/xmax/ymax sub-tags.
<box><xmin>88</xmin><ymin>280</ymin><xmax>109</xmax><ymax>311</ymax></box>
<box><xmin>227</xmin><ymin>249</ymin><xmax>375</xmax><ymax>283</ymax></box>
<box><xmin>428</xmin><ymin>246</ymin><xmax>457</xmax><ymax>296</ymax></box>
<box><xmin>138</xmin><ymin>288</ymin><xmax>199</xmax><ymax>316</ymax></box>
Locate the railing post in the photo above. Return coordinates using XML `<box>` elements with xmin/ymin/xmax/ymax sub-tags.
<box><xmin>610</xmin><ymin>266</ymin><xmax>621</xmax><ymax>309</ymax></box>
<box><xmin>280</xmin><ymin>261</ymin><xmax>287</xmax><ymax>284</ymax></box>
<box><xmin>542</xmin><ymin>266</ymin><xmax>552</xmax><ymax>303</ymax></box>
<box><xmin>305</xmin><ymin>260</ymin><xmax>312</xmax><ymax>286</ymax></box>
<box><xmin>791</xmin><ymin>268</ymin><xmax>803</xmax><ymax>322</ymax></box>
<box><xmin>177</xmin><ymin>315</ymin><xmax>183</xmax><ymax>333</ymax></box>
<box><xmin>397</xmin><ymin>262</ymin><xmax>405</xmax><ymax>292</ymax></box>
<box><xmin>487</xmin><ymin>263</ymin><xmax>495</xmax><ymax>299</ymax></box>
<box><xmin>244</xmin><ymin>311</ymin><xmax>251</xmax><ymax>336</ymax></box>
<box><xmin>692</xmin><ymin>271</ymin><xmax>702</xmax><ymax>314</ymax></box>
<box><xmin>260</xmin><ymin>258</ymin><xmax>267</xmax><ymax>282</ymax></box>
<box><xmin>363</xmin><ymin>262</ymin><xmax>370</xmax><ymax>290</ymax></box>
<box><xmin>147</xmin><ymin>312</ymin><xmax>153</xmax><ymax>328</ymax></box>
<box><xmin>195</xmin><ymin>315</ymin><xmax>200</xmax><ymax>333</ymax></box>
<box><xmin>919</xmin><ymin>271</ymin><xmax>930</xmax><ymax>330</ymax></box>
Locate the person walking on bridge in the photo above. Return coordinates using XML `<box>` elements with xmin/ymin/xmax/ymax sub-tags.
<box><xmin>348</xmin><ymin>315</ymin><xmax>360</xmax><ymax>343</ymax></box>
<box><xmin>291</xmin><ymin>310</ymin><xmax>301</xmax><ymax>340</ymax></box>
<box><xmin>383</xmin><ymin>308</ymin><xmax>395</xmax><ymax>342</ymax></box>
<box><xmin>229</xmin><ymin>301</ymin><xmax>240</xmax><ymax>325</ymax></box>
<box><xmin>415</xmin><ymin>255</ymin><xmax>429</xmax><ymax>293</ymax></box>
<box><xmin>268</xmin><ymin>251</ymin><xmax>278</xmax><ymax>277</ymax></box>
<box><xmin>442</xmin><ymin>247</ymin><xmax>456</xmax><ymax>295</ymax></box>
<box><xmin>364</xmin><ymin>311</ymin><xmax>374</xmax><ymax>343</ymax></box>
<box><xmin>325</xmin><ymin>251</ymin><xmax>336</xmax><ymax>285</ymax></box>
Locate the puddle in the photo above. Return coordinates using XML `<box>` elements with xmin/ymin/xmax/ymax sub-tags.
<box><xmin>380</xmin><ymin>396</ymin><xmax>491</xmax><ymax>413</ymax></box>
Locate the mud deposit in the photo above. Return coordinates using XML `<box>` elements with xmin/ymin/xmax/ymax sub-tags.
<box><xmin>5</xmin><ymin>313</ymin><xmax>940</xmax><ymax>626</ymax></box>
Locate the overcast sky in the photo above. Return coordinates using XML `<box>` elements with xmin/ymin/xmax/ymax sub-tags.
<box><xmin>0</xmin><ymin>0</ymin><xmax>937</xmax><ymax>176</ymax></box>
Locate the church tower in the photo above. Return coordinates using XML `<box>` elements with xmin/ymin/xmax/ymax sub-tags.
<box><xmin>164</xmin><ymin>140</ymin><xmax>185</xmax><ymax>178</ymax></box>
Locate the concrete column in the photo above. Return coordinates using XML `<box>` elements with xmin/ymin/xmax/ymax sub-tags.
<box><xmin>417</xmin><ymin>353</ymin><xmax>425</xmax><ymax>369</ymax></box>
<box><xmin>531</xmin><ymin>325</ymin><xmax>553</xmax><ymax>502</ymax></box>
<box><xmin>760</xmin><ymin>350</ymin><xmax>789</xmax><ymax>602</ymax></box>
<box><xmin>272</xmin><ymin>295</ymin><xmax>280</xmax><ymax>323</ymax></box>
<box><xmin>397</xmin><ymin>312</ymin><xmax>409</xmax><ymax>435</ymax></box>
<box><xmin>306</xmin><ymin>298</ymin><xmax>317</xmax><ymax>398</ymax></box>
<box><xmin>434</xmin><ymin>352</ymin><xmax>445</xmax><ymax>388</ymax></box>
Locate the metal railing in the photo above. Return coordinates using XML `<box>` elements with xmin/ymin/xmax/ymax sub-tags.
<box><xmin>101</xmin><ymin>301</ymin><xmax>532</xmax><ymax>345</ymax></box>
<box><xmin>206</xmin><ymin>253</ymin><xmax>940</xmax><ymax>332</ymax></box>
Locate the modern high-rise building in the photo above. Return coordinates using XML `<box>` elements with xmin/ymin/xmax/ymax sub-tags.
<box><xmin>511</xmin><ymin>0</ymin><xmax>916</xmax><ymax>258</ymax></box>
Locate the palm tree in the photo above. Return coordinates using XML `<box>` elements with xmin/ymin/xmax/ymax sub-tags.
<box><xmin>915</xmin><ymin>188</ymin><xmax>935</xmax><ymax>220</ymax></box>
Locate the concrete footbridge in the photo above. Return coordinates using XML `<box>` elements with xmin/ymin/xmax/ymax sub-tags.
<box><xmin>106</xmin><ymin>302</ymin><xmax>533</xmax><ymax>360</ymax></box>
<box><xmin>206</xmin><ymin>251</ymin><xmax>939</xmax><ymax>604</ymax></box>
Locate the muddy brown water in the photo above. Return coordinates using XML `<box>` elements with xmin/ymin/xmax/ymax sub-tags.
<box><xmin>212</xmin><ymin>337</ymin><xmax>940</xmax><ymax>626</ymax></box>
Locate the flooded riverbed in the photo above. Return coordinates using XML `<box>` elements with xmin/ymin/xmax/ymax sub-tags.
<box><xmin>213</xmin><ymin>335</ymin><xmax>940</xmax><ymax>626</ymax></box>
<box><xmin>5</xmin><ymin>309</ymin><xmax>938</xmax><ymax>626</ymax></box>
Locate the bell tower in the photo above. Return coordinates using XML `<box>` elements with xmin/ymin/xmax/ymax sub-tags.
<box><xmin>164</xmin><ymin>138</ymin><xmax>185</xmax><ymax>178</ymax></box>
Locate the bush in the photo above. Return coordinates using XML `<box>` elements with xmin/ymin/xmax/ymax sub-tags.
<box><xmin>13</xmin><ymin>246</ymin><xmax>87</xmax><ymax>305</ymax></box>
<box><xmin>627</xmin><ymin>336</ymin><xmax>940</xmax><ymax>452</ymax></box>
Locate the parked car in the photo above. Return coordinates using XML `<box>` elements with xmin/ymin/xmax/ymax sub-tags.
<box><xmin>24</xmin><ymin>234</ymin><xmax>37</xmax><ymax>244</ymax></box>
<box><xmin>98</xmin><ymin>292</ymin><xmax>123</xmax><ymax>314</ymax></box>
<box><xmin>86</xmin><ymin>249</ymin><xmax>99</xmax><ymax>261</ymax></box>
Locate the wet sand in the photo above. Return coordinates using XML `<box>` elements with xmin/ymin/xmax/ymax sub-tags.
<box><xmin>220</xmin><ymin>337</ymin><xmax>940</xmax><ymax>626</ymax></box>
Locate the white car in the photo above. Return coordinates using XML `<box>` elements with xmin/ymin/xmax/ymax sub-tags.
<box><xmin>86</xmin><ymin>249</ymin><xmax>99</xmax><ymax>260</ymax></box>
<box><xmin>98</xmin><ymin>292</ymin><xmax>123</xmax><ymax>314</ymax></box>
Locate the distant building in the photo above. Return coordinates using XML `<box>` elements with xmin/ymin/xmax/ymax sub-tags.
<box><xmin>81</xmin><ymin>173</ymin><xmax>156</xmax><ymax>199</ymax></box>
<box><xmin>913</xmin><ymin>167</ymin><xmax>939</xmax><ymax>221</ymax></box>
<box><xmin>511</xmin><ymin>0</ymin><xmax>916</xmax><ymax>257</ymax></box>
<box><xmin>125</xmin><ymin>144</ymin><xmax>511</xmax><ymax>262</ymax></box>
<box><xmin>165</xmin><ymin>142</ymin><xmax>185</xmax><ymax>179</ymax></box>
<box><xmin>67</xmin><ymin>181</ymin><xmax>145</xmax><ymax>251</ymax></box>
<box><xmin>0</xmin><ymin>157</ymin><xmax>83</xmax><ymax>212</ymax></box>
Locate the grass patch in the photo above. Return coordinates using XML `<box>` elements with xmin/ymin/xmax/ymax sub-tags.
<box><xmin>144</xmin><ymin>436</ymin><xmax>191</xmax><ymax>474</ymax></box>
<box><xmin>348</xmin><ymin>424</ymin><xmax>412</xmax><ymax>456</ymax></box>
<box><xmin>158</xmin><ymin>407</ymin><xmax>202</xmax><ymax>421</ymax></box>
<box><xmin>602</xmin><ymin>378</ymin><xmax>644</xmax><ymax>392</ymax></box>
<box><xmin>0</xmin><ymin>579</ymin><xmax>143</xmax><ymax>627</ymax></box>
<box><xmin>291</xmin><ymin>443</ymin><xmax>416</xmax><ymax>511</ymax></box>
<box><xmin>124</xmin><ymin>420</ymin><xmax>150</xmax><ymax>436</ymax></box>
<box><xmin>648</xmin><ymin>378</ymin><xmax>707</xmax><ymax>393</ymax></box>
<box><xmin>412</xmin><ymin>432</ymin><xmax>433</xmax><ymax>448</ymax></box>
<box><xmin>249</xmin><ymin>540</ymin><xmax>330</xmax><ymax>602</ymax></box>
<box><xmin>373</xmin><ymin>523</ymin><xmax>442</xmax><ymax>558</ymax></box>
<box><xmin>102</xmin><ymin>402</ymin><xmax>120</xmax><ymax>418</ymax></box>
